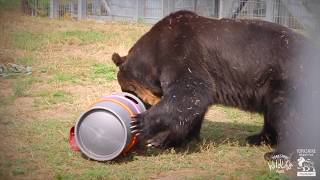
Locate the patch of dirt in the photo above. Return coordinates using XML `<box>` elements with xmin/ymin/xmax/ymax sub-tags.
<box><xmin>33</xmin><ymin>105</ymin><xmax>73</xmax><ymax>121</ymax></box>
<box><xmin>3</xmin><ymin>96</ymin><xmax>72</xmax><ymax>122</ymax></box>
<box><xmin>39</xmin><ymin>43</ymin><xmax>111</xmax><ymax>64</ymax></box>
<box><xmin>151</xmin><ymin>168</ymin><xmax>209</xmax><ymax>180</ymax></box>
<box><xmin>65</xmin><ymin>83</ymin><xmax>120</xmax><ymax>98</ymax></box>
<box><xmin>0</xmin><ymin>51</ymin><xmax>15</xmax><ymax>64</ymax></box>
<box><xmin>0</xmin><ymin>79</ymin><xmax>13</xmax><ymax>98</ymax></box>
<box><xmin>3</xmin><ymin>97</ymin><xmax>35</xmax><ymax>121</ymax></box>
<box><xmin>0</xmin><ymin>99</ymin><xmax>54</xmax><ymax>179</ymax></box>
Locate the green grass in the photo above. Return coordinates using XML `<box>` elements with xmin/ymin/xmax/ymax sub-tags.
<box><xmin>91</xmin><ymin>63</ymin><xmax>117</xmax><ymax>81</ymax></box>
<box><xmin>11</xmin><ymin>32</ymin><xmax>45</xmax><ymax>51</ymax></box>
<box><xmin>33</xmin><ymin>90</ymin><xmax>72</xmax><ymax>107</ymax></box>
<box><xmin>51</xmin><ymin>30</ymin><xmax>108</xmax><ymax>45</ymax></box>
<box><xmin>11</xmin><ymin>29</ymin><xmax>112</xmax><ymax>51</ymax></box>
<box><xmin>52</xmin><ymin>73</ymin><xmax>77</xmax><ymax>83</ymax></box>
<box><xmin>16</xmin><ymin>56</ymin><xmax>35</xmax><ymax>65</ymax></box>
<box><xmin>0</xmin><ymin>0</ymin><xmax>20</xmax><ymax>10</ymax></box>
<box><xmin>0</xmin><ymin>114</ymin><xmax>272</xmax><ymax>179</ymax></box>
<box><xmin>256</xmin><ymin>171</ymin><xmax>290</xmax><ymax>180</ymax></box>
<box><xmin>13</xmin><ymin>76</ymin><xmax>38</xmax><ymax>97</ymax></box>
<box><xmin>223</xmin><ymin>106</ymin><xmax>263</xmax><ymax>123</ymax></box>
<box><xmin>81</xmin><ymin>168</ymin><xmax>110</xmax><ymax>180</ymax></box>
<box><xmin>0</xmin><ymin>116</ymin><xmax>270</xmax><ymax>179</ymax></box>
<box><xmin>0</xmin><ymin>95</ymin><xmax>16</xmax><ymax>106</ymax></box>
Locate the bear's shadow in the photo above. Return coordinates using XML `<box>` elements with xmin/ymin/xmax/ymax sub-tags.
<box><xmin>113</xmin><ymin>120</ymin><xmax>262</xmax><ymax>163</ymax></box>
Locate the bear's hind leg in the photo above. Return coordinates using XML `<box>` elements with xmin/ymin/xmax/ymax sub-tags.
<box><xmin>261</xmin><ymin>89</ymin><xmax>297</xmax><ymax>160</ymax></box>
<box><xmin>246</xmin><ymin>112</ymin><xmax>277</xmax><ymax>146</ymax></box>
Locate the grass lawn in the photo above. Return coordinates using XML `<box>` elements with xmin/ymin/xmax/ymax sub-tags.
<box><xmin>0</xmin><ymin>3</ymin><xmax>288</xmax><ymax>180</ymax></box>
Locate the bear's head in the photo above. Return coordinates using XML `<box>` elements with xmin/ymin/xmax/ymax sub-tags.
<box><xmin>112</xmin><ymin>52</ymin><xmax>162</xmax><ymax>107</ymax></box>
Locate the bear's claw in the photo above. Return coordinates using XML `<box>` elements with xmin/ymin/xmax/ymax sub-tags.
<box><xmin>146</xmin><ymin>139</ymin><xmax>161</xmax><ymax>147</ymax></box>
<box><xmin>131</xmin><ymin>113</ymin><xmax>151</xmax><ymax>141</ymax></box>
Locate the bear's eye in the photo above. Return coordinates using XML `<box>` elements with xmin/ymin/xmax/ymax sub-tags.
<box><xmin>119</xmin><ymin>65</ymin><xmax>125</xmax><ymax>71</ymax></box>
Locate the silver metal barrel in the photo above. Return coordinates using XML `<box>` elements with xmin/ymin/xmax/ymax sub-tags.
<box><xmin>75</xmin><ymin>92</ymin><xmax>146</xmax><ymax>161</ymax></box>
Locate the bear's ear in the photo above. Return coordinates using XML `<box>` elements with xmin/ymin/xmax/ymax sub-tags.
<box><xmin>112</xmin><ymin>53</ymin><xmax>126</xmax><ymax>66</ymax></box>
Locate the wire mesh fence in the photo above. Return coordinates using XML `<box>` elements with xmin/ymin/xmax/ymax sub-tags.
<box><xmin>21</xmin><ymin>0</ymin><xmax>317</xmax><ymax>30</ymax></box>
<box><xmin>21</xmin><ymin>0</ymin><xmax>50</xmax><ymax>16</ymax></box>
<box><xmin>51</xmin><ymin>0</ymin><xmax>77</xmax><ymax>19</ymax></box>
<box><xmin>273</xmin><ymin>0</ymin><xmax>304</xmax><ymax>29</ymax></box>
<box><xmin>218</xmin><ymin>0</ymin><xmax>309</xmax><ymax>29</ymax></box>
<box><xmin>87</xmin><ymin>0</ymin><xmax>138</xmax><ymax>21</ymax></box>
<box><xmin>172</xmin><ymin>0</ymin><xmax>218</xmax><ymax>17</ymax></box>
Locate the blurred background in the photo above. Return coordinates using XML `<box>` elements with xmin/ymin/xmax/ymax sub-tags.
<box><xmin>20</xmin><ymin>0</ymin><xmax>319</xmax><ymax>29</ymax></box>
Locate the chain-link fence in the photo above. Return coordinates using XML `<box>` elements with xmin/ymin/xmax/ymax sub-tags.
<box><xmin>21</xmin><ymin>0</ymin><xmax>318</xmax><ymax>30</ymax></box>
<box><xmin>21</xmin><ymin>0</ymin><xmax>50</xmax><ymax>16</ymax></box>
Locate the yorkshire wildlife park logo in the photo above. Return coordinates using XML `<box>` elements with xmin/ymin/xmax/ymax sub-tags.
<box><xmin>267</xmin><ymin>154</ymin><xmax>293</xmax><ymax>174</ymax></box>
<box><xmin>296</xmin><ymin>149</ymin><xmax>316</xmax><ymax>177</ymax></box>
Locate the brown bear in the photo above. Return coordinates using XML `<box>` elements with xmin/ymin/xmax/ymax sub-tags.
<box><xmin>112</xmin><ymin>10</ymin><xmax>318</xmax><ymax>158</ymax></box>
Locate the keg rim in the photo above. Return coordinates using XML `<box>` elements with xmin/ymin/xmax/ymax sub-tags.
<box><xmin>75</xmin><ymin>106</ymin><xmax>130</xmax><ymax>161</ymax></box>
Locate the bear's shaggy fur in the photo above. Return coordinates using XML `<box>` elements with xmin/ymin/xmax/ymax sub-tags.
<box><xmin>112</xmin><ymin>10</ymin><xmax>316</xmax><ymax>156</ymax></box>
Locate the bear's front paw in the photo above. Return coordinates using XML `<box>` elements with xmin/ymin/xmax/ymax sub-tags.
<box><xmin>130</xmin><ymin>113</ymin><xmax>154</xmax><ymax>143</ymax></box>
<box><xmin>146</xmin><ymin>130</ymin><xmax>170</xmax><ymax>148</ymax></box>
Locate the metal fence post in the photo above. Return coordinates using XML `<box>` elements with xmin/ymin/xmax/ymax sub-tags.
<box><xmin>50</xmin><ymin>0</ymin><xmax>59</xmax><ymax>18</ymax></box>
<box><xmin>213</xmin><ymin>0</ymin><xmax>219</xmax><ymax>17</ymax></box>
<box><xmin>265</xmin><ymin>0</ymin><xmax>274</xmax><ymax>22</ymax></box>
<box><xmin>163</xmin><ymin>0</ymin><xmax>173</xmax><ymax>16</ymax></box>
<box><xmin>78</xmin><ymin>0</ymin><xmax>87</xmax><ymax>20</ymax></box>
<box><xmin>219</xmin><ymin>0</ymin><xmax>236</xmax><ymax>18</ymax></box>
<box><xmin>218</xmin><ymin>0</ymin><xmax>223</xmax><ymax>18</ymax></box>
<box><xmin>137</xmin><ymin>0</ymin><xmax>144</xmax><ymax>22</ymax></box>
<box><xmin>93</xmin><ymin>0</ymin><xmax>100</xmax><ymax>16</ymax></box>
<box><xmin>162</xmin><ymin>0</ymin><xmax>165</xmax><ymax>17</ymax></box>
<box><xmin>135</xmin><ymin>0</ymin><xmax>139</xmax><ymax>21</ymax></box>
<box><xmin>168</xmin><ymin>0</ymin><xmax>175</xmax><ymax>14</ymax></box>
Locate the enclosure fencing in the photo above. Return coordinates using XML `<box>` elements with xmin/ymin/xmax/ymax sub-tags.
<box><xmin>21</xmin><ymin>0</ymin><xmax>318</xmax><ymax>30</ymax></box>
<box><xmin>22</xmin><ymin>0</ymin><xmax>50</xmax><ymax>16</ymax></box>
